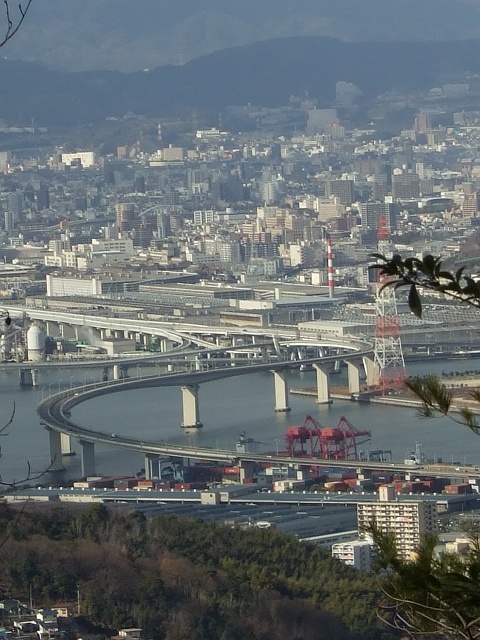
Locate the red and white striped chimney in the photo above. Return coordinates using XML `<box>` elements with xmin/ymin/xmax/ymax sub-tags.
<box><xmin>327</xmin><ymin>236</ymin><xmax>334</xmax><ymax>299</ymax></box>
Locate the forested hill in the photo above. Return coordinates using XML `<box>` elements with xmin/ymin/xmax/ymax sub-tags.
<box><xmin>2</xmin><ymin>36</ymin><xmax>480</xmax><ymax>126</ymax></box>
<box><xmin>0</xmin><ymin>503</ymin><xmax>392</xmax><ymax>640</ymax></box>
<box><xmin>7</xmin><ymin>0</ymin><xmax>480</xmax><ymax>72</ymax></box>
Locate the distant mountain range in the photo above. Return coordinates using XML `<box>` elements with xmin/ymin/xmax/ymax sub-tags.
<box><xmin>4</xmin><ymin>0</ymin><xmax>480</xmax><ymax>72</ymax></box>
<box><xmin>2</xmin><ymin>36</ymin><xmax>480</xmax><ymax>127</ymax></box>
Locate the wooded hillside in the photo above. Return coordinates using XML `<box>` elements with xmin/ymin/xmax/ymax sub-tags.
<box><xmin>0</xmin><ymin>504</ymin><xmax>394</xmax><ymax>640</ymax></box>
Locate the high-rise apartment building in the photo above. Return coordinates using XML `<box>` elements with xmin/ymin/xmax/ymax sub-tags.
<box><xmin>357</xmin><ymin>486</ymin><xmax>438</xmax><ymax>560</ymax></box>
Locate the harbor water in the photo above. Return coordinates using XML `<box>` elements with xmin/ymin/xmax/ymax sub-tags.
<box><xmin>1</xmin><ymin>357</ymin><xmax>480</xmax><ymax>485</ymax></box>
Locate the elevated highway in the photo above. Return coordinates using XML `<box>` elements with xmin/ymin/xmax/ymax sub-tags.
<box><xmin>36</xmin><ymin>341</ymin><xmax>474</xmax><ymax>481</ymax></box>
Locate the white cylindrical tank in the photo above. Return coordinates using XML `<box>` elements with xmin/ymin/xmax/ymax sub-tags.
<box><xmin>27</xmin><ymin>324</ymin><xmax>46</xmax><ymax>362</ymax></box>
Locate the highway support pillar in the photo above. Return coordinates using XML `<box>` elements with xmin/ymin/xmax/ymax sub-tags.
<box><xmin>347</xmin><ymin>361</ymin><xmax>362</xmax><ymax>395</ymax></box>
<box><xmin>19</xmin><ymin>368</ymin><xmax>40</xmax><ymax>387</ymax></box>
<box><xmin>313</xmin><ymin>364</ymin><xmax>331</xmax><ymax>404</ymax></box>
<box><xmin>363</xmin><ymin>356</ymin><xmax>377</xmax><ymax>388</ymax></box>
<box><xmin>113</xmin><ymin>364</ymin><xmax>129</xmax><ymax>380</ymax></box>
<box><xmin>239</xmin><ymin>460</ymin><xmax>255</xmax><ymax>484</ymax></box>
<box><xmin>61</xmin><ymin>433</ymin><xmax>74</xmax><ymax>456</ymax></box>
<box><xmin>31</xmin><ymin>369</ymin><xmax>39</xmax><ymax>387</ymax></box>
<box><xmin>294</xmin><ymin>464</ymin><xmax>311</xmax><ymax>480</ymax></box>
<box><xmin>272</xmin><ymin>369</ymin><xmax>291</xmax><ymax>412</ymax></box>
<box><xmin>48</xmin><ymin>429</ymin><xmax>66</xmax><ymax>471</ymax></box>
<box><xmin>144</xmin><ymin>454</ymin><xmax>160</xmax><ymax>480</ymax></box>
<box><xmin>79</xmin><ymin>440</ymin><xmax>96</xmax><ymax>477</ymax></box>
<box><xmin>181</xmin><ymin>384</ymin><xmax>203</xmax><ymax>428</ymax></box>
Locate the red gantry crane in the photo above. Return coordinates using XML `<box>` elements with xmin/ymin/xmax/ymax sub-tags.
<box><xmin>284</xmin><ymin>415</ymin><xmax>371</xmax><ymax>460</ymax></box>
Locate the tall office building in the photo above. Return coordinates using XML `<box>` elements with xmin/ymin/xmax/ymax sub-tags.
<box><xmin>462</xmin><ymin>186</ymin><xmax>478</xmax><ymax>220</ymax></box>
<box><xmin>4</xmin><ymin>210</ymin><xmax>15</xmax><ymax>232</ymax></box>
<box><xmin>414</xmin><ymin>113</ymin><xmax>432</xmax><ymax>133</ymax></box>
<box><xmin>357</xmin><ymin>486</ymin><xmax>438</xmax><ymax>560</ymax></box>
<box><xmin>326</xmin><ymin>179</ymin><xmax>355</xmax><ymax>205</ymax></box>
<box><xmin>360</xmin><ymin>202</ymin><xmax>397</xmax><ymax>233</ymax></box>
<box><xmin>392</xmin><ymin>172</ymin><xmax>420</xmax><ymax>200</ymax></box>
<box><xmin>115</xmin><ymin>203</ymin><xmax>135</xmax><ymax>232</ymax></box>
<box><xmin>36</xmin><ymin>183</ymin><xmax>50</xmax><ymax>210</ymax></box>
<box><xmin>8</xmin><ymin>191</ymin><xmax>23</xmax><ymax>217</ymax></box>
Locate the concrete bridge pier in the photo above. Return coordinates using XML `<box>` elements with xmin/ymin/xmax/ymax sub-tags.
<box><xmin>293</xmin><ymin>464</ymin><xmax>311</xmax><ymax>480</ymax></box>
<box><xmin>61</xmin><ymin>433</ymin><xmax>74</xmax><ymax>456</ymax></box>
<box><xmin>313</xmin><ymin>364</ymin><xmax>331</xmax><ymax>404</ymax></box>
<box><xmin>48</xmin><ymin>429</ymin><xmax>66</xmax><ymax>471</ymax></box>
<box><xmin>144</xmin><ymin>454</ymin><xmax>160</xmax><ymax>479</ymax></box>
<box><xmin>181</xmin><ymin>384</ymin><xmax>203</xmax><ymax>428</ymax></box>
<box><xmin>272</xmin><ymin>369</ymin><xmax>291</xmax><ymax>412</ymax></box>
<box><xmin>363</xmin><ymin>356</ymin><xmax>377</xmax><ymax>387</ymax></box>
<box><xmin>239</xmin><ymin>460</ymin><xmax>255</xmax><ymax>483</ymax></box>
<box><xmin>19</xmin><ymin>368</ymin><xmax>39</xmax><ymax>387</ymax></box>
<box><xmin>113</xmin><ymin>364</ymin><xmax>129</xmax><ymax>381</ymax></box>
<box><xmin>346</xmin><ymin>361</ymin><xmax>362</xmax><ymax>395</ymax></box>
<box><xmin>46</xmin><ymin>321</ymin><xmax>60</xmax><ymax>337</ymax></box>
<box><xmin>79</xmin><ymin>440</ymin><xmax>96</xmax><ymax>477</ymax></box>
<box><xmin>60</xmin><ymin>323</ymin><xmax>77</xmax><ymax>340</ymax></box>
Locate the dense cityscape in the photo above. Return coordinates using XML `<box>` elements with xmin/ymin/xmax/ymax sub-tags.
<box><xmin>3</xmin><ymin>3</ymin><xmax>480</xmax><ymax>640</ymax></box>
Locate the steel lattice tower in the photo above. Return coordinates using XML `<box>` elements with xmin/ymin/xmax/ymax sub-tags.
<box><xmin>373</xmin><ymin>283</ymin><xmax>407</xmax><ymax>393</ymax></box>
<box><xmin>373</xmin><ymin>215</ymin><xmax>407</xmax><ymax>394</ymax></box>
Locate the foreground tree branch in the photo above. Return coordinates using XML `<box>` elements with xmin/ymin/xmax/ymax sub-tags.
<box><xmin>0</xmin><ymin>0</ymin><xmax>34</xmax><ymax>49</ymax></box>
<box><xmin>0</xmin><ymin>403</ymin><xmax>54</xmax><ymax>488</ymax></box>
<box><xmin>370</xmin><ymin>253</ymin><xmax>480</xmax><ymax>318</ymax></box>
<box><xmin>371</xmin><ymin>525</ymin><xmax>480</xmax><ymax>640</ymax></box>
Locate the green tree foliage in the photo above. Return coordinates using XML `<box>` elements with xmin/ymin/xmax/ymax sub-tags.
<box><xmin>372</xmin><ymin>524</ymin><xmax>480</xmax><ymax>640</ymax></box>
<box><xmin>0</xmin><ymin>504</ymin><xmax>393</xmax><ymax>640</ymax></box>
<box><xmin>370</xmin><ymin>253</ymin><xmax>480</xmax><ymax>319</ymax></box>
<box><xmin>370</xmin><ymin>252</ymin><xmax>480</xmax><ymax>638</ymax></box>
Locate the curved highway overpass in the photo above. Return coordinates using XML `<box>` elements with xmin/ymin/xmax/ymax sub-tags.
<box><xmin>37</xmin><ymin>341</ymin><xmax>379</xmax><ymax>472</ymax></box>
<box><xmin>36</xmin><ymin>340</ymin><xmax>471</xmax><ymax>480</ymax></box>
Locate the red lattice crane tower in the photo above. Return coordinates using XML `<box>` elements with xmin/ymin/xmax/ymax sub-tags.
<box><xmin>284</xmin><ymin>415</ymin><xmax>371</xmax><ymax>460</ymax></box>
<box><xmin>373</xmin><ymin>215</ymin><xmax>407</xmax><ymax>394</ymax></box>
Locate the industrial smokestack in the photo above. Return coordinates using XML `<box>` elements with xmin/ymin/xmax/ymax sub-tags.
<box><xmin>327</xmin><ymin>236</ymin><xmax>334</xmax><ymax>299</ymax></box>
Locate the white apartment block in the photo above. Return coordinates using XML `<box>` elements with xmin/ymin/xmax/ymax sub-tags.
<box><xmin>60</xmin><ymin>151</ymin><xmax>96</xmax><ymax>168</ymax></box>
<box><xmin>357</xmin><ymin>485</ymin><xmax>438</xmax><ymax>560</ymax></box>
<box><xmin>332</xmin><ymin>540</ymin><xmax>375</xmax><ymax>572</ymax></box>
<box><xmin>193</xmin><ymin>210</ymin><xmax>216</xmax><ymax>225</ymax></box>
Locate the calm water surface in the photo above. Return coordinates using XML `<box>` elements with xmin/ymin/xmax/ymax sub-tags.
<box><xmin>1</xmin><ymin>358</ymin><xmax>480</xmax><ymax>484</ymax></box>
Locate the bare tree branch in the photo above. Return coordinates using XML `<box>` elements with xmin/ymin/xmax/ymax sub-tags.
<box><xmin>0</xmin><ymin>403</ymin><xmax>54</xmax><ymax>488</ymax></box>
<box><xmin>0</xmin><ymin>401</ymin><xmax>15</xmax><ymax>436</ymax></box>
<box><xmin>0</xmin><ymin>0</ymin><xmax>34</xmax><ymax>49</ymax></box>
